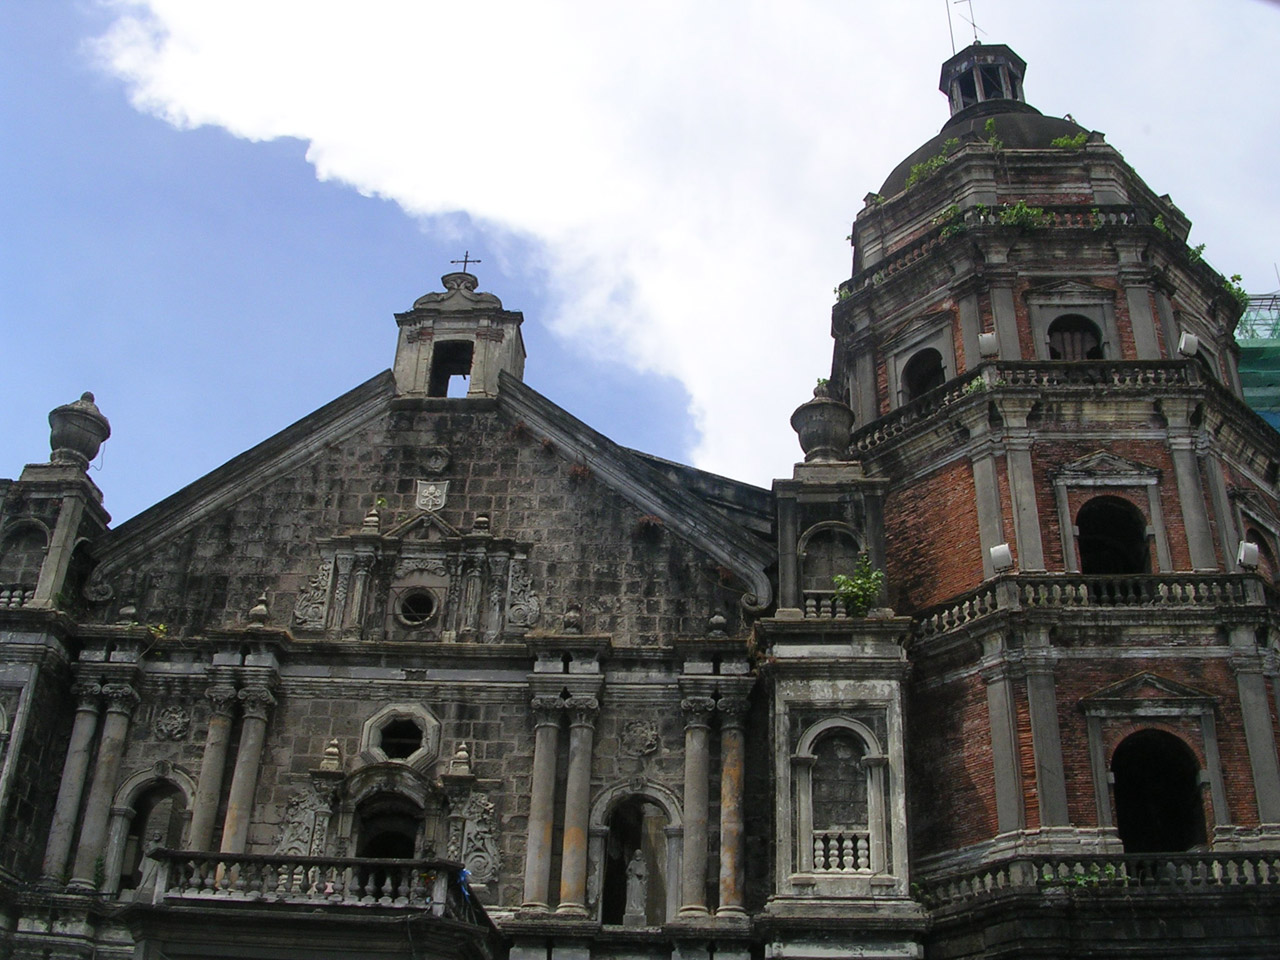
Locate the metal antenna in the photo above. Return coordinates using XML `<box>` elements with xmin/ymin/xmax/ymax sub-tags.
<box><xmin>953</xmin><ymin>0</ymin><xmax>984</xmax><ymax>43</ymax></box>
<box><xmin>946</xmin><ymin>0</ymin><xmax>956</xmax><ymax>55</ymax></box>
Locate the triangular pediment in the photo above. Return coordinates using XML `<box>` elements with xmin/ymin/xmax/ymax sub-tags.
<box><xmin>1024</xmin><ymin>278</ymin><xmax>1114</xmax><ymax>303</ymax></box>
<box><xmin>384</xmin><ymin>511</ymin><xmax>463</xmax><ymax>542</ymax></box>
<box><xmin>1054</xmin><ymin>450</ymin><xmax>1159</xmax><ymax>482</ymax></box>
<box><xmin>1080</xmin><ymin>671</ymin><xmax>1215</xmax><ymax>712</ymax></box>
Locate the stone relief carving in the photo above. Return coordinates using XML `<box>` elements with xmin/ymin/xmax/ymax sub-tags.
<box><xmin>415</xmin><ymin>480</ymin><xmax>449</xmax><ymax>513</ymax></box>
<box><xmin>505</xmin><ymin>561</ymin><xmax>541</xmax><ymax>628</ymax></box>
<box><xmin>274</xmin><ymin>782</ymin><xmax>338</xmax><ymax>857</ymax></box>
<box><xmin>153</xmin><ymin>705</ymin><xmax>190</xmax><ymax>741</ymax></box>
<box><xmin>422</xmin><ymin>447</ymin><xmax>451</xmax><ymax>475</ymax></box>
<box><xmin>447</xmin><ymin>790</ymin><xmax>501</xmax><ymax>884</ymax></box>
<box><xmin>293</xmin><ymin>557</ymin><xmax>333</xmax><ymax>629</ymax></box>
<box><xmin>394</xmin><ymin>558</ymin><xmax>448</xmax><ymax>579</ymax></box>
<box><xmin>620</xmin><ymin>719</ymin><xmax>660</xmax><ymax>757</ymax></box>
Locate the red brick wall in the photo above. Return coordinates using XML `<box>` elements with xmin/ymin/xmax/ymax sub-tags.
<box><xmin>885</xmin><ymin>460</ymin><xmax>983</xmax><ymax>611</ymax></box>
<box><xmin>909</xmin><ymin>672</ymin><xmax>998</xmax><ymax>856</ymax></box>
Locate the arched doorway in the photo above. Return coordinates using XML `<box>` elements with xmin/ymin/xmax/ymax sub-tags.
<box><xmin>1112</xmin><ymin>729</ymin><xmax>1207</xmax><ymax>853</ymax></box>
<box><xmin>601</xmin><ymin>796</ymin><xmax>669</xmax><ymax>926</ymax></box>
<box><xmin>901</xmin><ymin>348</ymin><xmax>945</xmax><ymax>402</ymax></box>
<box><xmin>1077</xmin><ymin>496</ymin><xmax>1150</xmax><ymax>575</ymax></box>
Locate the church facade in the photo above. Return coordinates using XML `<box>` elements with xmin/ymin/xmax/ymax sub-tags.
<box><xmin>2</xmin><ymin>44</ymin><xmax>1280</xmax><ymax>959</ymax></box>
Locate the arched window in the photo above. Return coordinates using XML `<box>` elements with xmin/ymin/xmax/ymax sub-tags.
<box><xmin>0</xmin><ymin>525</ymin><xmax>47</xmax><ymax>596</ymax></box>
<box><xmin>1112</xmin><ymin>729</ymin><xmax>1207</xmax><ymax>853</ymax></box>
<box><xmin>793</xmin><ymin>719</ymin><xmax>887</xmax><ymax>877</ymax></box>
<box><xmin>601</xmin><ymin>796</ymin><xmax>669</xmax><ymax>926</ymax></box>
<box><xmin>799</xmin><ymin>526</ymin><xmax>860</xmax><ymax>595</ymax></box>
<box><xmin>811</xmin><ymin>731</ymin><xmax>870</xmax><ymax>871</ymax></box>
<box><xmin>119</xmin><ymin>783</ymin><xmax>187</xmax><ymax>891</ymax></box>
<box><xmin>1047</xmin><ymin>314</ymin><xmax>1103</xmax><ymax>360</ymax></box>
<box><xmin>1077</xmin><ymin>497</ymin><xmax>1149</xmax><ymax>575</ymax></box>
<box><xmin>356</xmin><ymin>793</ymin><xmax>425</xmax><ymax>860</ymax></box>
<box><xmin>901</xmin><ymin>348</ymin><xmax>945</xmax><ymax>402</ymax></box>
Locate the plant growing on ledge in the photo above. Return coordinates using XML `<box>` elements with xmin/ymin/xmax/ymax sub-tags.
<box><xmin>984</xmin><ymin>118</ymin><xmax>1003</xmax><ymax>154</ymax></box>
<box><xmin>904</xmin><ymin>137</ymin><xmax>960</xmax><ymax>191</ymax></box>
<box><xmin>633</xmin><ymin>514</ymin><xmax>664</xmax><ymax>541</ymax></box>
<box><xmin>997</xmin><ymin>200</ymin><xmax>1049</xmax><ymax>230</ymax></box>
<box><xmin>1050</xmin><ymin>131</ymin><xmax>1088</xmax><ymax>150</ymax></box>
<box><xmin>1226</xmin><ymin>274</ymin><xmax>1251</xmax><ymax>312</ymax></box>
<box><xmin>831</xmin><ymin>555</ymin><xmax>886</xmax><ymax>617</ymax></box>
<box><xmin>568</xmin><ymin>462</ymin><xmax>592</xmax><ymax>484</ymax></box>
<box><xmin>932</xmin><ymin>204</ymin><xmax>966</xmax><ymax>240</ymax></box>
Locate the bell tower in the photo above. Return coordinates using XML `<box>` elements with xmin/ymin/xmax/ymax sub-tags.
<box><xmin>392</xmin><ymin>271</ymin><xmax>526</xmax><ymax>399</ymax></box>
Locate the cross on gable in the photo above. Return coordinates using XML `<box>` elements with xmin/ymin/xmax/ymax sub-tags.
<box><xmin>450</xmin><ymin>251</ymin><xmax>482</xmax><ymax>274</ymax></box>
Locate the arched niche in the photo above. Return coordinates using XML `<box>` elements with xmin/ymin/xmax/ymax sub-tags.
<box><xmin>1111</xmin><ymin>729</ymin><xmax>1207</xmax><ymax>853</ymax></box>
<box><xmin>102</xmin><ymin>763</ymin><xmax>197</xmax><ymax>895</ymax></box>
<box><xmin>900</xmin><ymin>347</ymin><xmax>946</xmax><ymax>402</ymax></box>
<box><xmin>797</xmin><ymin>522</ymin><xmax>864</xmax><ymax>596</ymax></box>
<box><xmin>0</xmin><ymin>522</ymin><xmax>49</xmax><ymax>605</ymax></box>
<box><xmin>792</xmin><ymin>718</ymin><xmax>888</xmax><ymax>876</ymax></box>
<box><xmin>587</xmin><ymin>779</ymin><xmax>683</xmax><ymax>926</ymax></box>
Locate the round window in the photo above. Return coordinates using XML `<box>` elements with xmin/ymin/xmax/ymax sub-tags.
<box><xmin>397</xmin><ymin>589</ymin><xmax>437</xmax><ymax>626</ymax></box>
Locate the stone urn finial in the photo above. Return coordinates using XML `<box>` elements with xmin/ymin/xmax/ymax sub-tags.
<box><xmin>48</xmin><ymin>392</ymin><xmax>110</xmax><ymax>469</ymax></box>
<box><xmin>790</xmin><ymin>383</ymin><xmax>855</xmax><ymax>462</ymax></box>
<box><xmin>247</xmin><ymin>593</ymin><xmax>270</xmax><ymax>624</ymax></box>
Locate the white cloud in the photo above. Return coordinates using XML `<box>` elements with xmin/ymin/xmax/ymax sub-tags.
<box><xmin>89</xmin><ymin>0</ymin><xmax>1280</xmax><ymax>486</ymax></box>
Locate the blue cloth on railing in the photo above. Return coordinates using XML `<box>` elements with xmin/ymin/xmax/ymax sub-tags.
<box><xmin>459</xmin><ymin>868</ymin><xmax>471</xmax><ymax>902</ymax></box>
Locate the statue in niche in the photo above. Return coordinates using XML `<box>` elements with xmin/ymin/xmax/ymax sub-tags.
<box><xmin>624</xmin><ymin>849</ymin><xmax>648</xmax><ymax>923</ymax></box>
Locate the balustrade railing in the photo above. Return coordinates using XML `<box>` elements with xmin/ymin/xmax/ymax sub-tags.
<box><xmin>149</xmin><ymin>851</ymin><xmax>484</xmax><ymax>926</ymax></box>
<box><xmin>849</xmin><ymin>361</ymin><xmax>1198</xmax><ymax>458</ymax></box>
<box><xmin>812</xmin><ymin>830</ymin><xmax>871</xmax><ymax>873</ymax></box>
<box><xmin>802</xmin><ymin>591</ymin><xmax>862</xmax><ymax>619</ymax></box>
<box><xmin>918</xmin><ymin>851</ymin><xmax>1280</xmax><ymax>909</ymax></box>
<box><xmin>913</xmin><ymin>573</ymin><xmax>1270</xmax><ymax>637</ymax></box>
<box><xmin>0</xmin><ymin>585</ymin><xmax>34</xmax><ymax>609</ymax></box>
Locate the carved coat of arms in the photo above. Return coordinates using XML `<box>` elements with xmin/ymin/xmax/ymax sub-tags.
<box><xmin>416</xmin><ymin>480</ymin><xmax>449</xmax><ymax>512</ymax></box>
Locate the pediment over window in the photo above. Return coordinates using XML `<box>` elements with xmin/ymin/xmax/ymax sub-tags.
<box><xmin>1079</xmin><ymin>672</ymin><xmax>1216</xmax><ymax>715</ymax></box>
<box><xmin>1024</xmin><ymin>279</ymin><xmax>1115</xmax><ymax>304</ymax></box>
<box><xmin>1052</xmin><ymin>450</ymin><xmax>1160</xmax><ymax>486</ymax></box>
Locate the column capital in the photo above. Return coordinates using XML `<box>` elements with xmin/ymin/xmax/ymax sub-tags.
<box><xmin>564</xmin><ymin>696</ymin><xmax>599</xmax><ymax>727</ymax></box>
<box><xmin>717</xmin><ymin>696</ymin><xmax>750</xmax><ymax>727</ymax></box>
<box><xmin>100</xmin><ymin>682</ymin><xmax>138</xmax><ymax>715</ymax></box>
<box><xmin>238</xmin><ymin>685</ymin><xmax>276</xmax><ymax>720</ymax></box>
<box><xmin>206</xmin><ymin>683</ymin><xmax>239</xmax><ymax>716</ymax></box>
<box><xmin>530</xmin><ymin>695</ymin><xmax>564</xmax><ymax>726</ymax></box>
<box><xmin>681</xmin><ymin>696</ymin><xmax>717</xmax><ymax>728</ymax></box>
<box><xmin>70</xmin><ymin>681</ymin><xmax>101</xmax><ymax>711</ymax></box>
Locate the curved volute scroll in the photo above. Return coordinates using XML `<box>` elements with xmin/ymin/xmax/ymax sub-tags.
<box><xmin>790</xmin><ymin>382</ymin><xmax>856</xmax><ymax>462</ymax></box>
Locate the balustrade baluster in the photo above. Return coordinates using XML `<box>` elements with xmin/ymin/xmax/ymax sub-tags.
<box><xmin>814</xmin><ymin>836</ymin><xmax>826</xmax><ymax>871</ymax></box>
<box><xmin>857</xmin><ymin>835</ymin><xmax>870</xmax><ymax>870</ymax></box>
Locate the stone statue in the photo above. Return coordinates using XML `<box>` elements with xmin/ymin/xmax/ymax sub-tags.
<box><xmin>136</xmin><ymin>831</ymin><xmax>163</xmax><ymax>895</ymax></box>
<box><xmin>624</xmin><ymin>849</ymin><xmax>647</xmax><ymax>922</ymax></box>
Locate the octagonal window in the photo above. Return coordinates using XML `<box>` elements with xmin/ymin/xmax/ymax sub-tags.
<box><xmin>380</xmin><ymin>719</ymin><xmax>424</xmax><ymax>760</ymax></box>
<box><xmin>396</xmin><ymin>589</ymin><xmax>437</xmax><ymax>626</ymax></box>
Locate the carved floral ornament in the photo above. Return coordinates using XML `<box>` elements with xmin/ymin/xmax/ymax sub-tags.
<box><xmin>620</xmin><ymin>719</ymin><xmax>660</xmax><ymax>757</ymax></box>
<box><xmin>153</xmin><ymin>705</ymin><xmax>190</xmax><ymax>741</ymax></box>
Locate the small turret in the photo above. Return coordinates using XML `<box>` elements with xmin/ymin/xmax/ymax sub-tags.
<box><xmin>392</xmin><ymin>272</ymin><xmax>526</xmax><ymax>399</ymax></box>
<box><xmin>939</xmin><ymin>42</ymin><xmax>1027</xmax><ymax>117</ymax></box>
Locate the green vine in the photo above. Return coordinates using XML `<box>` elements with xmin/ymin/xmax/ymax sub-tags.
<box><xmin>832</xmin><ymin>555</ymin><xmax>886</xmax><ymax>617</ymax></box>
<box><xmin>985</xmin><ymin>118</ymin><xmax>1004</xmax><ymax>154</ymax></box>
<box><xmin>1227</xmin><ymin>274</ymin><xmax>1250</xmax><ymax>312</ymax></box>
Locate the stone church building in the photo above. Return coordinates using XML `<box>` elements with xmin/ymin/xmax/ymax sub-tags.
<box><xmin>3</xmin><ymin>43</ymin><xmax>1280</xmax><ymax>959</ymax></box>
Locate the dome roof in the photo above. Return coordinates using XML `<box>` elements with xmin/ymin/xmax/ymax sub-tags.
<box><xmin>879</xmin><ymin>102</ymin><xmax>1089</xmax><ymax>197</ymax></box>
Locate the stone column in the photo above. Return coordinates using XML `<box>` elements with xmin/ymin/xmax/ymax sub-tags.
<box><xmin>188</xmin><ymin>683</ymin><xmax>238</xmax><ymax>851</ymax></box>
<box><xmin>1024</xmin><ymin>658</ymin><xmax>1069</xmax><ymax>826</ymax></box>
<box><xmin>41</xmin><ymin>681</ymin><xmax>101</xmax><ymax>882</ymax></box>
<box><xmin>1230</xmin><ymin>652</ymin><xmax>1280</xmax><ymax>823</ymax></box>
<box><xmin>70</xmin><ymin>682</ymin><xmax>137</xmax><ymax>888</ymax></box>
<box><xmin>679</xmin><ymin>696</ymin><xmax>716</xmax><ymax>918</ymax></box>
<box><xmin>556</xmin><ymin>695</ymin><xmax>599</xmax><ymax>917</ymax></box>
<box><xmin>716</xmin><ymin>696</ymin><xmax>749</xmax><ymax>918</ymax></box>
<box><xmin>219</xmin><ymin>685</ymin><xmax>275</xmax><ymax>854</ymax></box>
<box><xmin>522</xmin><ymin>696</ymin><xmax>564</xmax><ymax>910</ymax></box>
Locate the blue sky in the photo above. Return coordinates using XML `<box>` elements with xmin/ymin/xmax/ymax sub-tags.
<box><xmin>3</xmin><ymin>2</ymin><xmax>1279</xmax><ymax>523</ymax></box>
